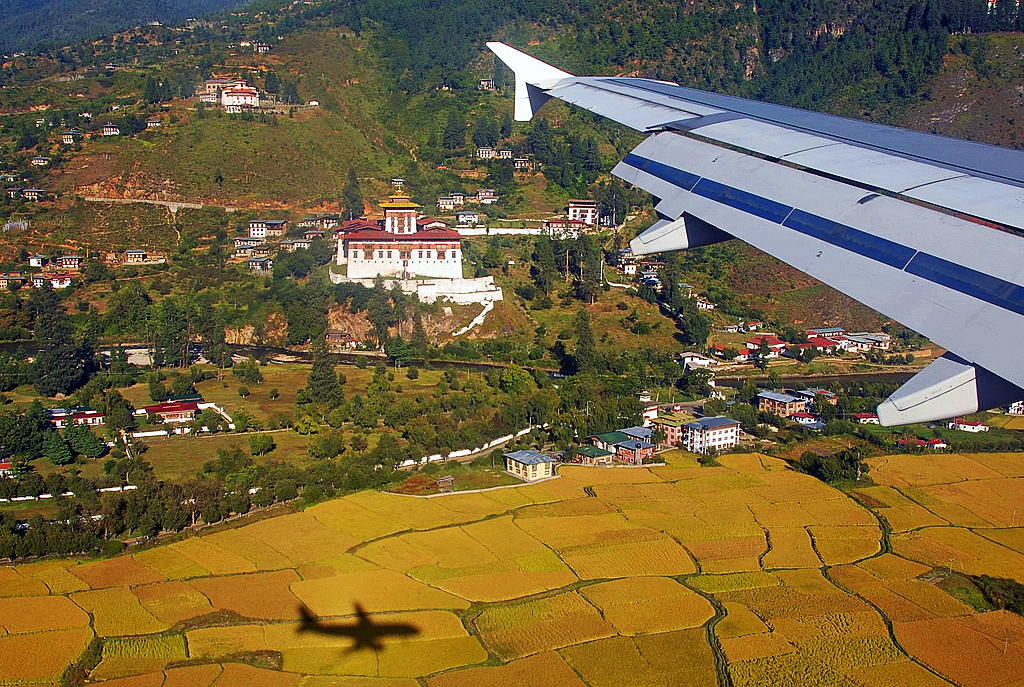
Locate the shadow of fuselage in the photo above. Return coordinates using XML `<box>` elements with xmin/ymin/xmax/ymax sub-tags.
<box><xmin>297</xmin><ymin>604</ymin><xmax>419</xmax><ymax>652</ymax></box>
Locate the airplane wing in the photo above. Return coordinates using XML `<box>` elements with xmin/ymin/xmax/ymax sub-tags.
<box><xmin>488</xmin><ymin>41</ymin><xmax>1024</xmax><ymax>426</ymax></box>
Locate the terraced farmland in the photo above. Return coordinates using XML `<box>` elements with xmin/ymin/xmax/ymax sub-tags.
<box><xmin>3</xmin><ymin>451</ymin><xmax>1024</xmax><ymax>686</ymax></box>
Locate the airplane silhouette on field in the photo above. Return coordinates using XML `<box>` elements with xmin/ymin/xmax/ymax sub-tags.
<box><xmin>297</xmin><ymin>603</ymin><xmax>419</xmax><ymax>652</ymax></box>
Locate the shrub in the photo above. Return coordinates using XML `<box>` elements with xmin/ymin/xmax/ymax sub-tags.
<box><xmin>238</xmin><ymin>386</ymin><xmax>250</xmax><ymax>397</ymax></box>
<box><xmin>407</xmin><ymin>367</ymin><xmax>419</xmax><ymax>380</ymax></box>
<box><xmin>269</xmin><ymin>388</ymin><xmax>279</xmax><ymax>399</ymax></box>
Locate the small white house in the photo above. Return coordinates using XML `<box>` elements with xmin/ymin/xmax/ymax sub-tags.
<box><xmin>947</xmin><ymin>419</ymin><xmax>989</xmax><ymax>433</ymax></box>
<box><xmin>456</xmin><ymin>210</ymin><xmax>480</xmax><ymax>225</ymax></box>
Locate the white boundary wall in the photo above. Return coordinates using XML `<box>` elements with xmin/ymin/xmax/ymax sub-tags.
<box><xmin>329</xmin><ymin>273</ymin><xmax>503</xmax><ymax>305</ymax></box>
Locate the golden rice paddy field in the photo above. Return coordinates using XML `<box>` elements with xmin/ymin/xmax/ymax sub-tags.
<box><xmin>3</xmin><ymin>450</ymin><xmax>1024</xmax><ymax>686</ymax></box>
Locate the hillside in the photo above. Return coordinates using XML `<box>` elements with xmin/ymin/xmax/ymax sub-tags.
<box><xmin>0</xmin><ymin>0</ymin><xmax>1022</xmax><ymax>336</ymax></box>
<box><xmin>0</xmin><ymin>0</ymin><xmax>250</xmax><ymax>53</ymax></box>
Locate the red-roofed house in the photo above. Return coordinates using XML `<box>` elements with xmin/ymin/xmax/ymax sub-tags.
<box><xmin>789</xmin><ymin>411</ymin><xmax>820</xmax><ymax>426</ymax></box>
<box><xmin>746</xmin><ymin>336</ymin><xmax>787</xmax><ymax>359</ymax></box>
<box><xmin>854</xmin><ymin>413</ymin><xmax>879</xmax><ymax>425</ymax></box>
<box><xmin>928</xmin><ymin>438</ymin><xmax>948</xmax><ymax>449</ymax></box>
<box><xmin>50</xmin><ymin>409</ymin><xmax>105</xmax><ymax>429</ymax></box>
<box><xmin>947</xmin><ymin>419</ymin><xmax>990</xmax><ymax>433</ymax></box>
<box><xmin>140</xmin><ymin>401</ymin><xmax>200</xmax><ymax>423</ymax></box>
<box><xmin>0</xmin><ymin>460</ymin><xmax>11</xmax><ymax>477</ymax></box>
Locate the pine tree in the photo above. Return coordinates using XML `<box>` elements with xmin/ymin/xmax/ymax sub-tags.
<box><xmin>43</xmin><ymin>431</ymin><xmax>73</xmax><ymax>466</ymax></box>
<box><xmin>500</xmin><ymin>112</ymin><xmax>514</xmax><ymax>138</ymax></box>
<box><xmin>343</xmin><ymin>168</ymin><xmax>363</xmax><ymax>219</ymax></box>
<box><xmin>264</xmin><ymin>71</ymin><xmax>280</xmax><ymax>93</ymax></box>
<box><xmin>306</xmin><ymin>339</ymin><xmax>343</xmax><ymax>409</ymax></box>
<box><xmin>573</xmin><ymin>309</ymin><xmax>597</xmax><ymax>373</ymax></box>
<box><xmin>443</xmin><ymin>110</ymin><xmax>465</xmax><ymax>151</ymax></box>
<box><xmin>65</xmin><ymin>424</ymin><xmax>105</xmax><ymax>459</ymax></box>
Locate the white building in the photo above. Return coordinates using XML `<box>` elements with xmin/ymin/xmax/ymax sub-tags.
<box><xmin>948</xmin><ymin>419</ymin><xmax>990</xmax><ymax>433</ymax></box>
<box><xmin>1008</xmin><ymin>400</ymin><xmax>1024</xmax><ymax>415</ymax></box>
<box><xmin>336</xmin><ymin>194</ymin><xmax>463</xmax><ymax>280</ymax></box>
<box><xmin>221</xmin><ymin>84</ymin><xmax>259</xmax><ymax>112</ymax></box>
<box><xmin>568</xmin><ymin>199</ymin><xmax>599</xmax><ymax>225</ymax></box>
<box><xmin>456</xmin><ymin>210</ymin><xmax>480</xmax><ymax>225</ymax></box>
<box><xmin>476</xmin><ymin>147</ymin><xmax>496</xmax><ymax>159</ymax></box>
<box><xmin>249</xmin><ymin>219</ymin><xmax>287</xmax><ymax>239</ymax></box>
<box><xmin>682</xmin><ymin>416</ymin><xmax>740</xmax><ymax>454</ymax></box>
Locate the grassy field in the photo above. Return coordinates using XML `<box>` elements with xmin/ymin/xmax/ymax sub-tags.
<box><xmin>136</xmin><ymin>431</ymin><xmax>315</xmax><ymax>481</ymax></box>
<box><xmin>8</xmin><ymin>449</ymin><xmax>1024</xmax><ymax>685</ymax></box>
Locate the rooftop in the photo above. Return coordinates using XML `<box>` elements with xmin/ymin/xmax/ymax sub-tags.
<box><xmin>576</xmin><ymin>446</ymin><xmax>614</xmax><ymax>458</ymax></box>
<box><xmin>504</xmin><ymin>449</ymin><xmax>557</xmax><ymax>465</ymax></box>
<box><xmin>757</xmin><ymin>391</ymin><xmax>802</xmax><ymax>404</ymax></box>
<box><xmin>687</xmin><ymin>416</ymin><xmax>740</xmax><ymax>430</ymax></box>
<box><xmin>593</xmin><ymin>430</ymin><xmax>629</xmax><ymax>444</ymax></box>
<box><xmin>616</xmin><ymin>439</ymin><xmax>655</xmax><ymax>450</ymax></box>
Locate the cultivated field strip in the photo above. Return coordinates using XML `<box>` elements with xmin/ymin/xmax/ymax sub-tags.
<box><xmin>2</xmin><ymin>450</ymin><xmax>1024</xmax><ymax>685</ymax></box>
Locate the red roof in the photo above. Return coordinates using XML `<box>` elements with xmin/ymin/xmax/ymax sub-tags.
<box><xmin>854</xmin><ymin>413</ymin><xmax>878</xmax><ymax>419</ymax></box>
<box><xmin>747</xmin><ymin>336</ymin><xmax>785</xmax><ymax>347</ymax></box>
<box><xmin>144</xmin><ymin>401</ymin><xmax>199</xmax><ymax>414</ymax></box>
<box><xmin>344</xmin><ymin>228</ymin><xmax>462</xmax><ymax>242</ymax></box>
<box><xmin>955</xmin><ymin>420</ymin><xmax>985</xmax><ymax>426</ymax></box>
<box><xmin>336</xmin><ymin>219</ymin><xmax>380</xmax><ymax>233</ymax></box>
<box><xmin>789</xmin><ymin>412</ymin><xmax>817</xmax><ymax>419</ymax></box>
<box><xmin>0</xmin><ymin>461</ymin><xmax>11</xmax><ymax>470</ymax></box>
<box><xmin>807</xmin><ymin>337</ymin><xmax>836</xmax><ymax>347</ymax></box>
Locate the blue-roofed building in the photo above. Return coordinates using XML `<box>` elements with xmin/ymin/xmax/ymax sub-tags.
<box><xmin>620</xmin><ymin>426</ymin><xmax>653</xmax><ymax>442</ymax></box>
<box><xmin>504</xmin><ymin>449</ymin><xmax>558</xmax><ymax>482</ymax></box>
<box><xmin>756</xmin><ymin>390</ymin><xmax>808</xmax><ymax>416</ymax></box>
<box><xmin>682</xmin><ymin>416</ymin><xmax>741</xmax><ymax>454</ymax></box>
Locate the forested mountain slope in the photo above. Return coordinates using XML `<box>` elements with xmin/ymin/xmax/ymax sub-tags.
<box><xmin>0</xmin><ymin>0</ymin><xmax>250</xmax><ymax>53</ymax></box>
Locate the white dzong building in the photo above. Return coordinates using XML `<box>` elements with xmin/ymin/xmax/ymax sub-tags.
<box><xmin>336</xmin><ymin>194</ymin><xmax>463</xmax><ymax>279</ymax></box>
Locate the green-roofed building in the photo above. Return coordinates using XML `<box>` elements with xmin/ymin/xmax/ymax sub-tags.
<box><xmin>576</xmin><ymin>445</ymin><xmax>614</xmax><ymax>465</ymax></box>
<box><xmin>591</xmin><ymin>431</ymin><xmax>629</xmax><ymax>451</ymax></box>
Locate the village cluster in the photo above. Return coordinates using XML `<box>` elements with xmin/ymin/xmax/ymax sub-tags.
<box><xmin>0</xmin><ymin>249</ymin><xmax>165</xmax><ymax>291</ymax></box>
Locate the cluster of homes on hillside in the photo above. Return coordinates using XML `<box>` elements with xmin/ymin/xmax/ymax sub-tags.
<box><xmin>0</xmin><ymin>249</ymin><xmax>165</xmax><ymax>291</ymax></box>
<box><xmin>711</xmin><ymin>327</ymin><xmax>894</xmax><ymax>363</ymax></box>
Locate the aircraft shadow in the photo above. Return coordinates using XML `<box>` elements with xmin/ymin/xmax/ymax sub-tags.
<box><xmin>297</xmin><ymin>603</ymin><xmax>420</xmax><ymax>653</ymax></box>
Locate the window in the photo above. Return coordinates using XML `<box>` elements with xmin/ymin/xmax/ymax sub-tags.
<box><xmin>387</xmin><ymin>251</ymin><xmax>392</xmax><ymax>258</ymax></box>
<box><xmin>418</xmin><ymin>251</ymin><xmax>423</xmax><ymax>258</ymax></box>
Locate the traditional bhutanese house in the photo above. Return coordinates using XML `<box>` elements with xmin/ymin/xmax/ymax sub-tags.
<box><xmin>20</xmin><ymin>189</ymin><xmax>44</xmax><ymax>201</ymax></box>
<box><xmin>56</xmin><ymin>254</ymin><xmax>83</xmax><ymax>270</ymax></box>
<box><xmin>302</xmin><ymin>229</ymin><xmax>327</xmax><ymax>241</ymax></box>
<box><xmin>567</xmin><ymin>198</ymin><xmax>599</xmax><ymax>225</ymax></box>
<box><xmin>47</xmin><ymin>274</ymin><xmax>73</xmax><ymax>289</ymax></box>
<box><xmin>0</xmin><ymin>273</ymin><xmax>24</xmax><ymax>289</ymax></box>
<box><xmin>416</xmin><ymin>217</ymin><xmax>448</xmax><ymax>231</ymax></box>
<box><xmin>250</xmin><ymin>245</ymin><xmax>273</xmax><ymax>258</ymax></box>
<box><xmin>504</xmin><ymin>449</ymin><xmax>557</xmax><ymax>482</ymax></box>
<box><xmin>28</xmin><ymin>254</ymin><xmax>47</xmax><ymax>268</ymax></box>
<box><xmin>614</xmin><ymin>439</ymin><xmax>655</xmax><ymax>465</ymax></box>
<box><xmin>279</xmin><ymin>238</ymin><xmax>312</xmax><ymax>252</ymax></box>
<box><xmin>590</xmin><ymin>430</ymin><xmax>629</xmax><ymax>452</ymax></box>
<box><xmin>49</xmin><ymin>408</ymin><xmax>105</xmax><ymax>428</ymax></box>
<box><xmin>854</xmin><ymin>413</ymin><xmax>880</xmax><ymax>424</ymax></box>
<box><xmin>248</xmin><ymin>256</ymin><xmax>273</xmax><ymax>272</ymax></box>
<box><xmin>102</xmin><ymin>124</ymin><xmax>121</xmax><ymax>136</ymax></box>
<box><xmin>61</xmin><ymin>129</ymin><xmax>83</xmax><ymax>144</ymax></box>
<box><xmin>575</xmin><ymin>445</ymin><xmax>614</xmax><ymax>466</ymax></box>
<box><xmin>30</xmin><ymin>156</ymin><xmax>50</xmax><ymax>166</ymax></box>
<box><xmin>140</xmin><ymin>401</ymin><xmax>199</xmax><ymax>423</ymax></box>
<box><xmin>124</xmin><ymin>249</ymin><xmax>148</xmax><ymax>263</ymax></box>
<box><xmin>456</xmin><ymin>210</ymin><xmax>480</xmax><ymax>225</ymax></box>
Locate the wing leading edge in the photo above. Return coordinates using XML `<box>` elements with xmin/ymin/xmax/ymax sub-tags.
<box><xmin>487</xmin><ymin>41</ymin><xmax>1024</xmax><ymax>425</ymax></box>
